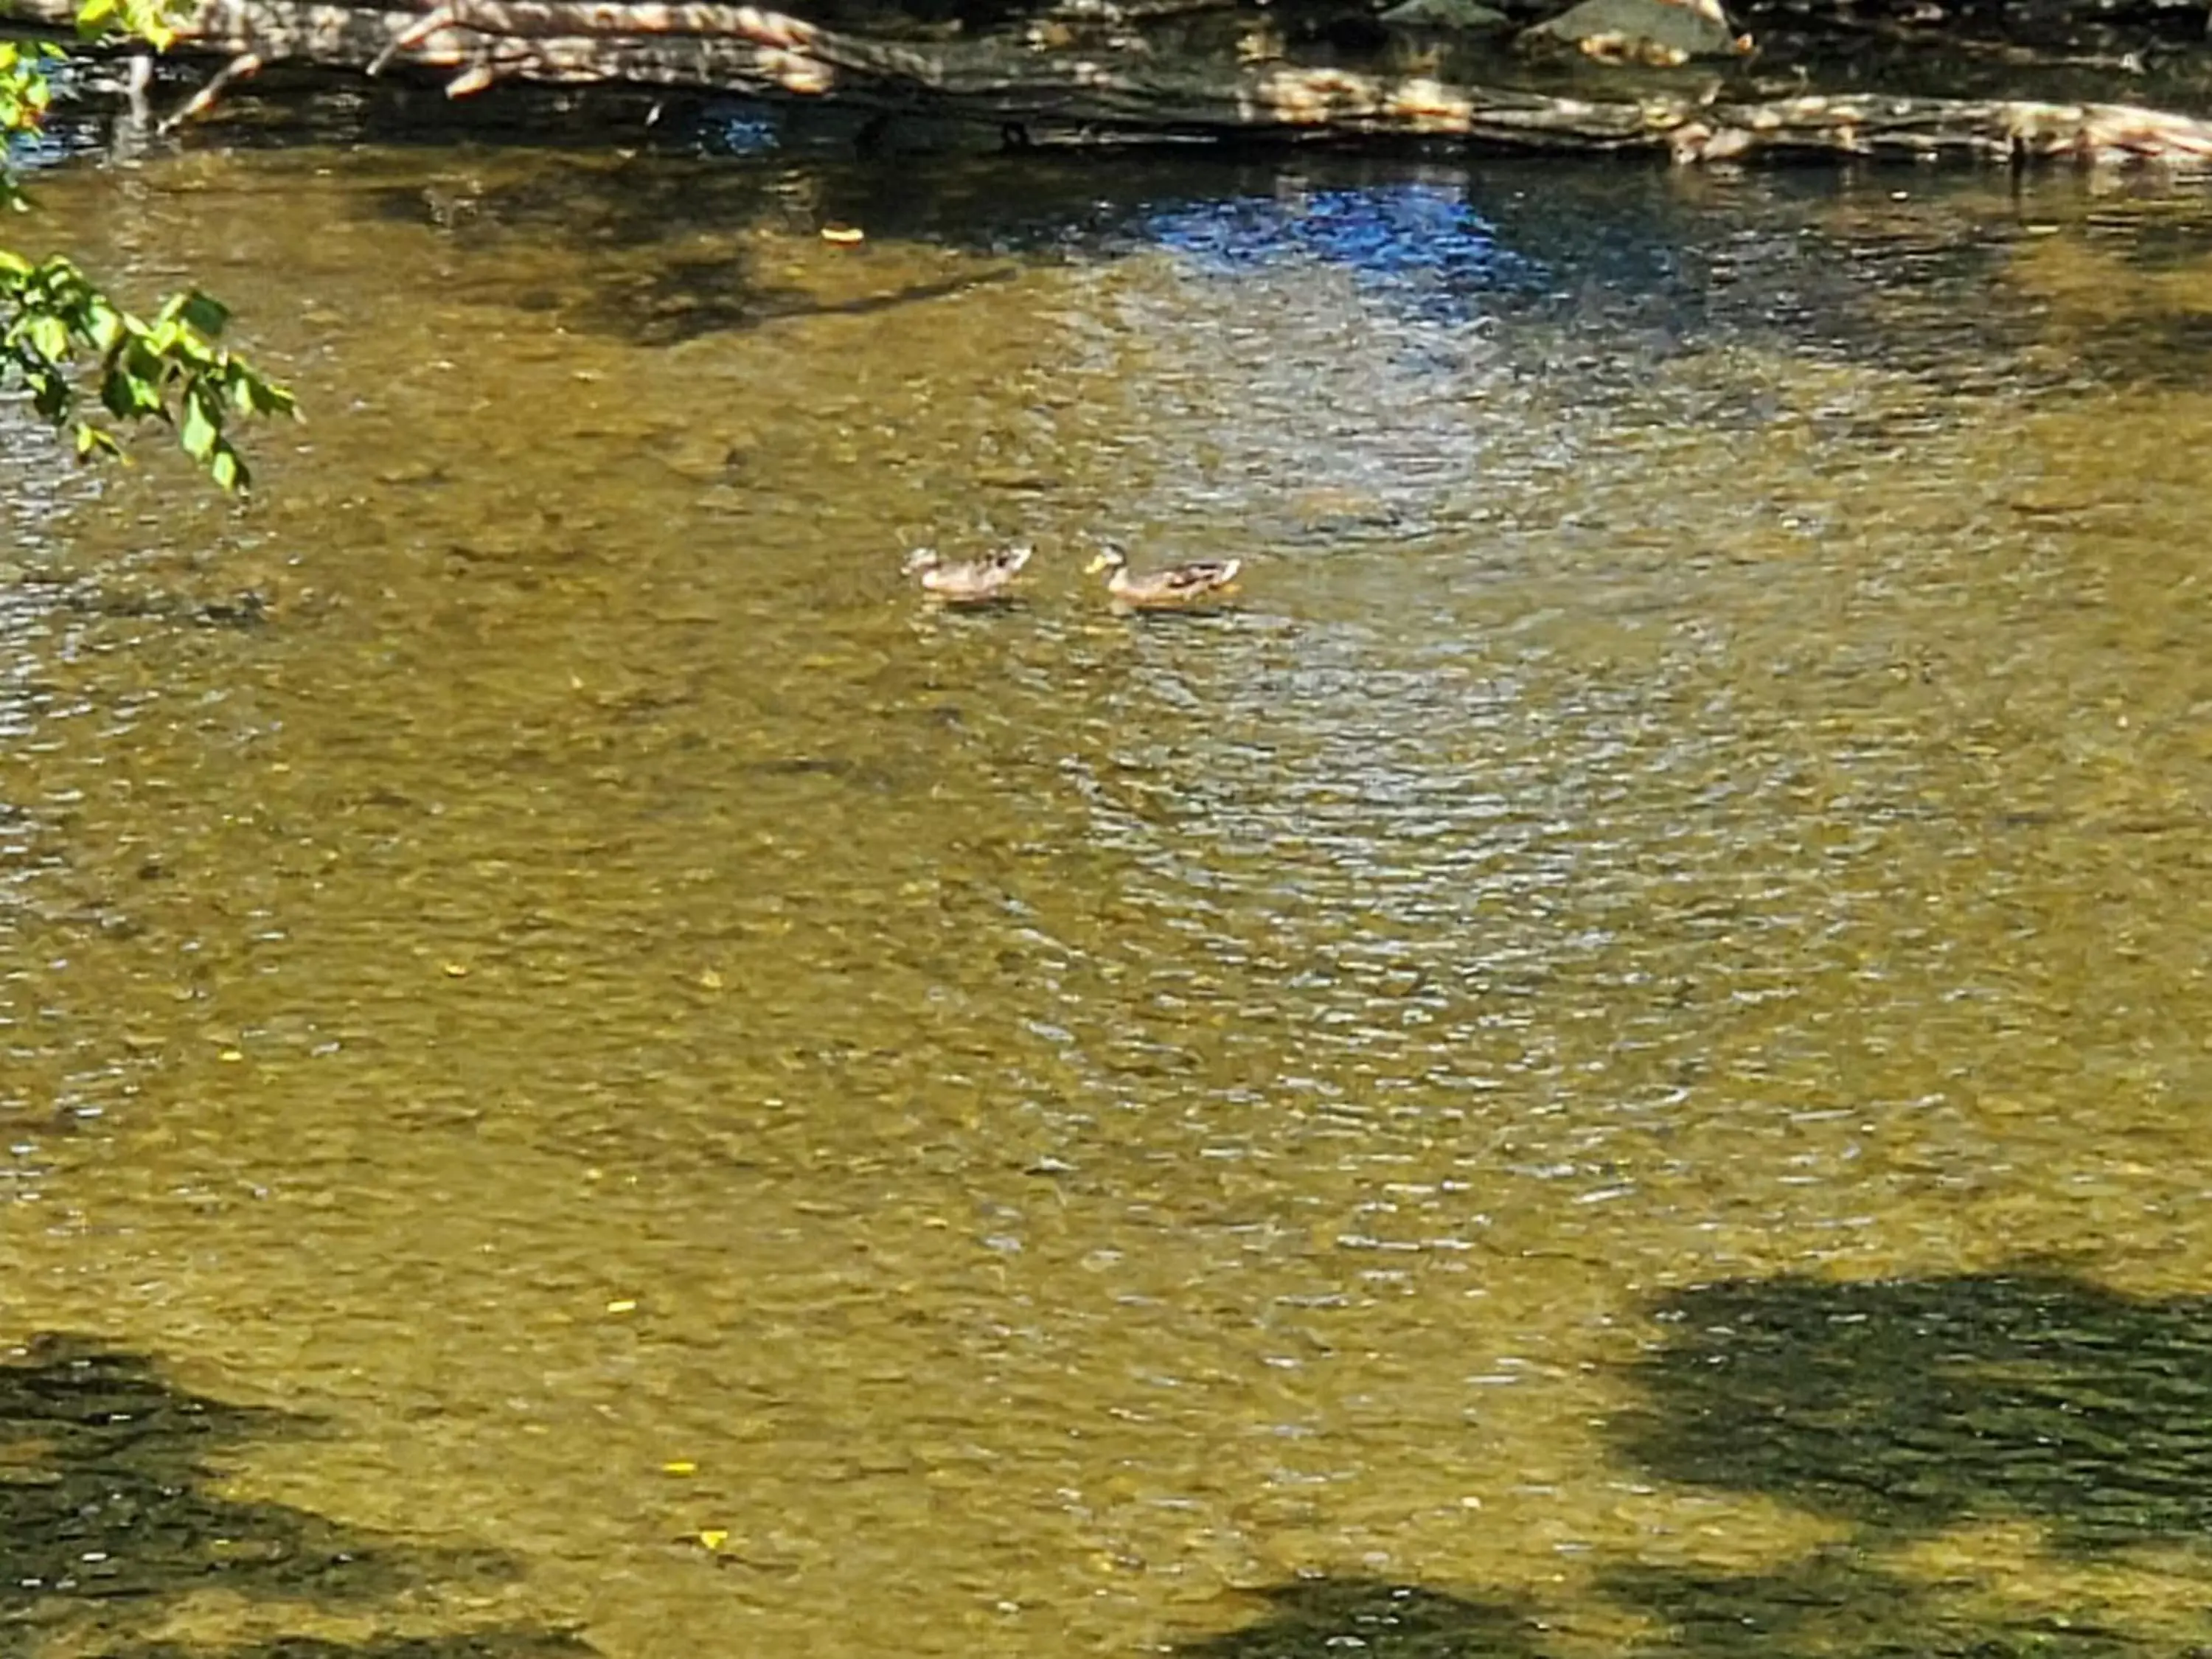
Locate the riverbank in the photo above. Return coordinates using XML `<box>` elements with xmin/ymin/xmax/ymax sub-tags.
<box><xmin>15</xmin><ymin>0</ymin><xmax>2212</xmax><ymax>162</ymax></box>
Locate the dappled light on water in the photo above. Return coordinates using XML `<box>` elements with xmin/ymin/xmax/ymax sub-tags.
<box><xmin>2</xmin><ymin>136</ymin><xmax>2211</xmax><ymax>1659</ymax></box>
<box><xmin>1130</xmin><ymin>182</ymin><xmax>1548</xmax><ymax>320</ymax></box>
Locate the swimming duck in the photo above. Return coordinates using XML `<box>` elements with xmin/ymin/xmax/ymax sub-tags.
<box><xmin>901</xmin><ymin>543</ymin><xmax>1034</xmax><ymax>604</ymax></box>
<box><xmin>1084</xmin><ymin>543</ymin><xmax>1242</xmax><ymax>608</ymax></box>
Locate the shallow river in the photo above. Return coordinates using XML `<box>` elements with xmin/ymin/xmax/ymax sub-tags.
<box><xmin>4</xmin><ymin>99</ymin><xmax>2212</xmax><ymax>1659</ymax></box>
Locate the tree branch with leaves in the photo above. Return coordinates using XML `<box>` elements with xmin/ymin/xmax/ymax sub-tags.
<box><xmin>1</xmin><ymin>1</ymin><xmax>293</xmax><ymax>490</ymax></box>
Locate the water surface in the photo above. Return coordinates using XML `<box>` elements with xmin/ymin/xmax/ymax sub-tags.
<box><xmin>4</xmin><ymin>117</ymin><xmax>2211</xmax><ymax>1659</ymax></box>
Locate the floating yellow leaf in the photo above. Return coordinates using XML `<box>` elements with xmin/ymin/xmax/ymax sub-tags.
<box><xmin>663</xmin><ymin>1460</ymin><xmax>698</xmax><ymax>1475</ymax></box>
<box><xmin>698</xmin><ymin>1529</ymin><xmax>730</xmax><ymax>1550</ymax></box>
<box><xmin>606</xmin><ymin>1298</ymin><xmax>638</xmax><ymax>1315</ymax></box>
<box><xmin>698</xmin><ymin>968</ymin><xmax>724</xmax><ymax>991</ymax></box>
<box><xmin>218</xmin><ymin>1049</ymin><xmax>244</xmax><ymax>1062</ymax></box>
<box><xmin>820</xmin><ymin>225</ymin><xmax>865</xmax><ymax>244</ymax></box>
<box><xmin>442</xmin><ymin>962</ymin><xmax>470</xmax><ymax>978</ymax></box>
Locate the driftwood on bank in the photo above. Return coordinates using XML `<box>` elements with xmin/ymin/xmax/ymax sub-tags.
<box><xmin>10</xmin><ymin>0</ymin><xmax>2212</xmax><ymax>160</ymax></box>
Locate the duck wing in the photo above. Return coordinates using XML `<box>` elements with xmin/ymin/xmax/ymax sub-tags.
<box><xmin>1144</xmin><ymin>559</ymin><xmax>1241</xmax><ymax>598</ymax></box>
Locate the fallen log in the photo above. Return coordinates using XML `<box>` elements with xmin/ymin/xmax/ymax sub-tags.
<box><xmin>12</xmin><ymin>0</ymin><xmax>2212</xmax><ymax>161</ymax></box>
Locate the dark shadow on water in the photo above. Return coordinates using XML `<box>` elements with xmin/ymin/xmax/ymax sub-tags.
<box><xmin>605</xmin><ymin>257</ymin><xmax>1019</xmax><ymax>345</ymax></box>
<box><xmin>0</xmin><ymin>1333</ymin><xmax>593</xmax><ymax>1658</ymax></box>
<box><xmin>1181</xmin><ymin>1563</ymin><xmax>2212</xmax><ymax>1659</ymax></box>
<box><xmin>1174</xmin><ymin>1580</ymin><xmax>1549</xmax><ymax>1659</ymax></box>
<box><xmin>1615</xmin><ymin>1270</ymin><xmax>2212</xmax><ymax>1552</ymax></box>
<box><xmin>111</xmin><ymin>1638</ymin><xmax>597</xmax><ymax>1659</ymax></box>
<box><xmin>1602</xmin><ymin>1550</ymin><xmax>2203</xmax><ymax>1659</ymax></box>
<box><xmin>339</xmin><ymin>134</ymin><xmax>2089</xmax><ymax>397</ymax></box>
<box><xmin>1182</xmin><ymin>1270</ymin><xmax>2212</xmax><ymax>1659</ymax></box>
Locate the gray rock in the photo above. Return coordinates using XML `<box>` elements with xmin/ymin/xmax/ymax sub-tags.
<box><xmin>1517</xmin><ymin>0</ymin><xmax>1747</xmax><ymax>62</ymax></box>
<box><xmin>1377</xmin><ymin>0</ymin><xmax>1516</xmax><ymax>32</ymax></box>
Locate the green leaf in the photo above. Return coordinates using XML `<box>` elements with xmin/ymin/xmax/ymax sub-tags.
<box><xmin>24</xmin><ymin>365</ymin><xmax>68</xmax><ymax>420</ymax></box>
<box><xmin>24</xmin><ymin>311</ymin><xmax>69</xmax><ymax>364</ymax></box>
<box><xmin>161</xmin><ymin>290</ymin><xmax>231</xmax><ymax>338</ymax></box>
<box><xmin>100</xmin><ymin>364</ymin><xmax>161</xmax><ymax>417</ymax></box>
<box><xmin>179</xmin><ymin>386</ymin><xmax>218</xmax><ymax>460</ymax></box>
<box><xmin>120</xmin><ymin>338</ymin><xmax>163</xmax><ymax>383</ymax></box>
<box><xmin>73</xmin><ymin>421</ymin><xmax>122</xmax><ymax>460</ymax></box>
<box><xmin>184</xmin><ymin>292</ymin><xmax>229</xmax><ymax>337</ymax></box>
<box><xmin>84</xmin><ymin>304</ymin><xmax>122</xmax><ymax>354</ymax></box>
<box><xmin>209</xmin><ymin>446</ymin><xmax>242</xmax><ymax>491</ymax></box>
<box><xmin>251</xmin><ymin>378</ymin><xmax>297</xmax><ymax>418</ymax></box>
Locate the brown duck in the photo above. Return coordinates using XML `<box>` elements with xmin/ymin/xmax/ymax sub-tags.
<box><xmin>901</xmin><ymin>543</ymin><xmax>1034</xmax><ymax>605</ymax></box>
<box><xmin>1084</xmin><ymin>543</ymin><xmax>1242</xmax><ymax>609</ymax></box>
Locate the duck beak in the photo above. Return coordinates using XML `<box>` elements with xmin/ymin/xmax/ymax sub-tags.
<box><xmin>1083</xmin><ymin>554</ymin><xmax>1110</xmax><ymax>574</ymax></box>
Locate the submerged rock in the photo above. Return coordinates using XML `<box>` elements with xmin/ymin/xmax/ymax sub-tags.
<box><xmin>1517</xmin><ymin>0</ymin><xmax>1750</xmax><ymax>63</ymax></box>
<box><xmin>1377</xmin><ymin>0</ymin><xmax>1516</xmax><ymax>32</ymax></box>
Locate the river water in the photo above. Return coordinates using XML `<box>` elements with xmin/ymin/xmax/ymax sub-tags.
<box><xmin>4</xmin><ymin>102</ymin><xmax>2212</xmax><ymax>1659</ymax></box>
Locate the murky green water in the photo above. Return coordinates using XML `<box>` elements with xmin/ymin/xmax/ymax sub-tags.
<box><xmin>4</xmin><ymin>110</ymin><xmax>2212</xmax><ymax>1659</ymax></box>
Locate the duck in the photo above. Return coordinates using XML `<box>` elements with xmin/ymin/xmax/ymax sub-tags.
<box><xmin>901</xmin><ymin>543</ymin><xmax>1034</xmax><ymax>605</ymax></box>
<box><xmin>1084</xmin><ymin>543</ymin><xmax>1242</xmax><ymax>608</ymax></box>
